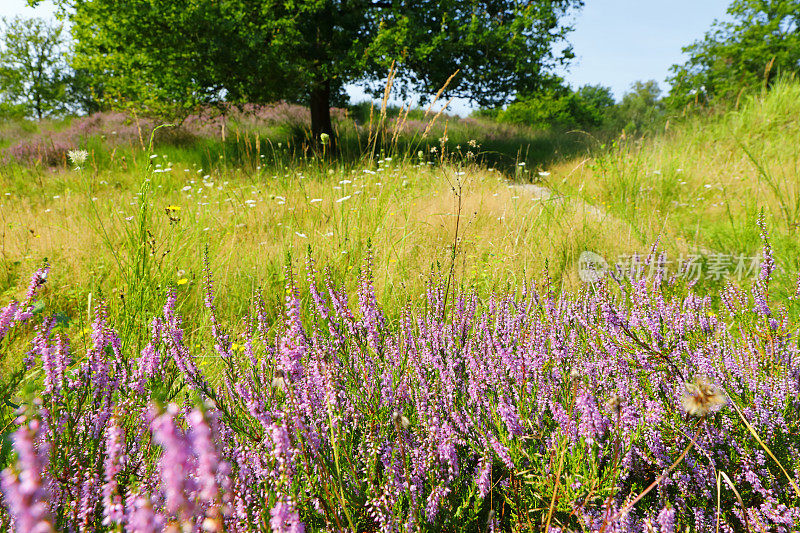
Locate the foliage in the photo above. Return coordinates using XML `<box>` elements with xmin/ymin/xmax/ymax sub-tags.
<box><xmin>576</xmin><ymin>84</ymin><xmax>616</xmax><ymax>114</ymax></box>
<box><xmin>45</xmin><ymin>0</ymin><xmax>583</xmax><ymax>138</ymax></box>
<box><xmin>498</xmin><ymin>84</ymin><xmax>615</xmax><ymax>130</ymax></box>
<box><xmin>487</xmin><ymin>80</ymin><xmax>667</xmax><ymax>134</ymax></box>
<box><xmin>0</xmin><ymin>17</ymin><xmax>72</xmax><ymax>120</ymax></box>
<box><xmin>668</xmin><ymin>0</ymin><xmax>800</xmax><ymax>107</ymax></box>
<box><xmin>613</xmin><ymin>80</ymin><xmax>664</xmax><ymax>132</ymax></box>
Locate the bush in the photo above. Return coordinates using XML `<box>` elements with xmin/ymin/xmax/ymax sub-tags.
<box><xmin>613</xmin><ymin>80</ymin><xmax>665</xmax><ymax>132</ymax></box>
<box><xmin>1</xmin><ymin>221</ymin><xmax>799</xmax><ymax>531</ymax></box>
<box><xmin>498</xmin><ymin>84</ymin><xmax>615</xmax><ymax>130</ymax></box>
<box><xmin>667</xmin><ymin>0</ymin><xmax>800</xmax><ymax>108</ymax></box>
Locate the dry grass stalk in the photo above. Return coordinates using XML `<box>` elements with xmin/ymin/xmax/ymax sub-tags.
<box><xmin>422</xmin><ymin>69</ymin><xmax>460</xmax><ymax>122</ymax></box>
<box><xmin>422</xmin><ymin>96</ymin><xmax>455</xmax><ymax>140</ymax></box>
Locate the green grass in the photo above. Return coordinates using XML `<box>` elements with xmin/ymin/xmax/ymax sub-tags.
<box><xmin>2</xmin><ymin>80</ymin><xmax>800</xmax><ymax>364</ymax></box>
<box><xmin>553</xmin><ymin>78</ymin><xmax>800</xmax><ymax>299</ymax></box>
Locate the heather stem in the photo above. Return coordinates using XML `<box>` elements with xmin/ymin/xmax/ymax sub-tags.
<box><xmin>606</xmin><ymin>424</ymin><xmax>702</xmax><ymax>527</ymax></box>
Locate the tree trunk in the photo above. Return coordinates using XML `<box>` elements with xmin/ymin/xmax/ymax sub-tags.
<box><xmin>309</xmin><ymin>80</ymin><xmax>334</xmax><ymax>151</ymax></box>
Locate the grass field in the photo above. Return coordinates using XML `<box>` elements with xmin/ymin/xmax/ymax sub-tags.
<box><xmin>2</xmin><ymin>82</ymin><xmax>800</xmax><ymax>531</ymax></box>
<box><xmin>555</xmin><ymin>80</ymin><xmax>800</xmax><ymax>298</ymax></box>
<box><xmin>0</xmin><ymin>104</ymin><xmax>628</xmax><ymax>350</ymax></box>
<box><xmin>3</xmin><ymin>82</ymin><xmax>800</xmax><ymax>338</ymax></box>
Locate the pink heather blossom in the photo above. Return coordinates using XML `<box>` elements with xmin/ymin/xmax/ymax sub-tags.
<box><xmin>0</xmin><ymin>420</ymin><xmax>54</xmax><ymax>533</ymax></box>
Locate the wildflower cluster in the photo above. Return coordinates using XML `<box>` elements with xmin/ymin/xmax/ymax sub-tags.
<box><xmin>1</xmin><ymin>231</ymin><xmax>799</xmax><ymax>532</ymax></box>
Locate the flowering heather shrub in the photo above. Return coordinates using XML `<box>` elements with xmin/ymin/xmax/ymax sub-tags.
<box><xmin>1</xmin><ymin>227</ymin><xmax>800</xmax><ymax>531</ymax></box>
<box><xmin>4</xmin><ymin>112</ymin><xmax>153</xmax><ymax>166</ymax></box>
<box><xmin>394</xmin><ymin>116</ymin><xmax>535</xmax><ymax>144</ymax></box>
<box><xmin>5</xmin><ymin>132</ymin><xmax>75</xmax><ymax>167</ymax></box>
<box><xmin>3</xmin><ymin>103</ymin><xmax>349</xmax><ymax>166</ymax></box>
<box><xmin>178</xmin><ymin>103</ymin><xmax>348</xmax><ymax>140</ymax></box>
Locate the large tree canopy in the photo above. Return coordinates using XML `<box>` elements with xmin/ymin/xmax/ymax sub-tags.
<box><xmin>668</xmin><ymin>0</ymin><xmax>800</xmax><ymax>106</ymax></box>
<box><xmin>42</xmin><ymin>0</ymin><xmax>582</xmax><ymax>139</ymax></box>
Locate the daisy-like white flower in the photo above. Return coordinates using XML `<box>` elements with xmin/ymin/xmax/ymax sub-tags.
<box><xmin>68</xmin><ymin>149</ymin><xmax>89</xmax><ymax>168</ymax></box>
<box><xmin>681</xmin><ymin>375</ymin><xmax>727</xmax><ymax>417</ymax></box>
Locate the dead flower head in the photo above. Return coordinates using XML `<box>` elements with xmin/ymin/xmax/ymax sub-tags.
<box><xmin>681</xmin><ymin>375</ymin><xmax>727</xmax><ymax>417</ymax></box>
<box><xmin>392</xmin><ymin>409</ymin><xmax>410</xmax><ymax>430</ymax></box>
<box><xmin>606</xmin><ymin>393</ymin><xmax>622</xmax><ymax>416</ymax></box>
<box><xmin>271</xmin><ymin>370</ymin><xmax>287</xmax><ymax>392</ymax></box>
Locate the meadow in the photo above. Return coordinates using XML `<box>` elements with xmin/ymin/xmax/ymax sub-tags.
<box><xmin>1</xmin><ymin>81</ymin><xmax>800</xmax><ymax>531</ymax></box>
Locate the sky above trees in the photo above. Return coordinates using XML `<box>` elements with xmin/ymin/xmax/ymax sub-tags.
<box><xmin>3</xmin><ymin>0</ymin><xmax>732</xmax><ymax>114</ymax></box>
<box><xmin>560</xmin><ymin>0</ymin><xmax>731</xmax><ymax>97</ymax></box>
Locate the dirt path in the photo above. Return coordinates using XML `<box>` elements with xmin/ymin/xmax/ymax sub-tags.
<box><xmin>509</xmin><ymin>181</ymin><xmax>717</xmax><ymax>271</ymax></box>
<box><xmin>510</xmin><ymin>182</ymin><xmax>607</xmax><ymax>220</ymax></box>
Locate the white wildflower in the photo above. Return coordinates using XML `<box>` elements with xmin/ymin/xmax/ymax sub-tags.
<box><xmin>68</xmin><ymin>149</ymin><xmax>89</xmax><ymax>168</ymax></box>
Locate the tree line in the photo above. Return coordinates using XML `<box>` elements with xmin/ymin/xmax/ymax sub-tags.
<box><xmin>1</xmin><ymin>0</ymin><xmax>798</xmax><ymax>135</ymax></box>
<box><xmin>484</xmin><ymin>0</ymin><xmax>799</xmax><ymax>132</ymax></box>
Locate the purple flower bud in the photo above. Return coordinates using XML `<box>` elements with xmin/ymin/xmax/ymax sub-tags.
<box><xmin>150</xmin><ymin>404</ymin><xmax>198</xmax><ymax>520</ymax></box>
<box><xmin>657</xmin><ymin>505</ymin><xmax>675</xmax><ymax>533</ymax></box>
<box><xmin>102</xmin><ymin>415</ymin><xmax>127</xmax><ymax>526</ymax></box>
<box><xmin>126</xmin><ymin>493</ymin><xmax>165</xmax><ymax>533</ymax></box>
<box><xmin>0</xmin><ymin>420</ymin><xmax>54</xmax><ymax>532</ymax></box>
<box><xmin>269</xmin><ymin>496</ymin><xmax>305</xmax><ymax>533</ymax></box>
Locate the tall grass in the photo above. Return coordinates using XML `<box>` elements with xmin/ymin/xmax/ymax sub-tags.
<box><xmin>553</xmin><ymin>78</ymin><xmax>800</xmax><ymax>299</ymax></box>
<box><xmin>2</xmin><ymin>79</ymin><xmax>800</xmax><ymax>366</ymax></box>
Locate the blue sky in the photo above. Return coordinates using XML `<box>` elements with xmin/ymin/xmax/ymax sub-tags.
<box><xmin>3</xmin><ymin>0</ymin><xmax>733</xmax><ymax>114</ymax></box>
<box><xmin>1</xmin><ymin>0</ymin><xmax>58</xmax><ymax>20</ymax></box>
<box><xmin>561</xmin><ymin>0</ymin><xmax>731</xmax><ymax>98</ymax></box>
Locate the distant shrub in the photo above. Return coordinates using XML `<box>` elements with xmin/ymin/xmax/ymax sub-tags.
<box><xmin>0</xmin><ymin>101</ymin><xmax>27</xmax><ymax>120</ymax></box>
<box><xmin>499</xmin><ymin>84</ymin><xmax>615</xmax><ymax>130</ymax></box>
<box><xmin>1</xmin><ymin>103</ymin><xmax>351</xmax><ymax>166</ymax></box>
<box><xmin>613</xmin><ymin>80</ymin><xmax>665</xmax><ymax>132</ymax></box>
<box><xmin>5</xmin><ymin>132</ymin><xmax>73</xmax><ymax>166</ymax></box>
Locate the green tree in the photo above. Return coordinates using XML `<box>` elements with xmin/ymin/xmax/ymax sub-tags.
<box><xmin>615</xmin><ymin>80</ymin><xmax>663</xmax><ymax>131</ymax></box>
<box><xmin>576</xmin><ymin>84</ymin><xmax>615</xmax><ymax>114</ymax></box>
<box><xmin>0</xmin><ymin>16</ymin><xmax>72</xmax><ymax>119</ymax></box>
<box><xmin>668</xmin><ymin>0</ymin><xmax>800</xmax><ymax>106</ymax></box>
<box><xmin>498</xmin><ymin>83</ymin><xmax>615</xmax><ymax>130</ymax></box>
<box><xmin>44</xmin><ymin>0</ymin><xmax>582</xmax><ymax>140</ymax></box>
